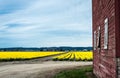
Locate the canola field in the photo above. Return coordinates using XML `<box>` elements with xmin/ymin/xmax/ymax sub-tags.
<box><xmin>53</xmin><ymin>52</ymin><xmax>93</xmax><ymax>61</ymax></box>
<box><xmin>0</xmin><ymin>51</ymin><xmax>63</xmax><ymax>61</ymax></box>
<box><xmin>0</xmin><ymin>51</ymin><xmax>93</xmax><ymax>61</ymax></box>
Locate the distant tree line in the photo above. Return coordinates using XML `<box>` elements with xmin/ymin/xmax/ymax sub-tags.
<box><xmin>0</xmin><ymin>47</ymin><xmax>92</xmax><ymax>51</ymax></box>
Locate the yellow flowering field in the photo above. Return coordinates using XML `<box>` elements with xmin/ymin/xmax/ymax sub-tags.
<box><xmin>0</xmin><ymin>51</ymin><xmax>93</xmax><ymax>61</ymax></box>
<box><xmin>53</xmin><ymin>51</ymin><xmax>93</xmax><ymax>61</ymax></box>
<box><xmin>0</xmin><ymin>51</ymin><xmax>64</xmax><ymax>59</ymax></box>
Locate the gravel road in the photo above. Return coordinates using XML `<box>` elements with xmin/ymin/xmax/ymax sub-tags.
<box><xmin>0</xmin><ymin>61</ymin><xmax>92</xmax><ymax>78</ymax></box>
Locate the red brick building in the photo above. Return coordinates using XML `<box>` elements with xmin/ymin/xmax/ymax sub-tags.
<box><xmin>92</xmin><ymin>0</ymin><xmax>120</xmax><ymax>78</ymax></box>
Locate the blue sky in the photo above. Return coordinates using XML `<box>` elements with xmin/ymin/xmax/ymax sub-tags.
<box><xmin>0</xmin><ymin>0</ymin><xmax>92</xmax><ymax>48</ymax></box>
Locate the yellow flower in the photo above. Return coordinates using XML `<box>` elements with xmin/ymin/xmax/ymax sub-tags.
<box><xmin>52</xmin><ymin>51</ymin><xmax>93</xmax><ymax>61</ymax></box>
<box><xmin>0</xmin><ymin>51</ymin><xmax>63</xmax><ymax>59</ymax></box>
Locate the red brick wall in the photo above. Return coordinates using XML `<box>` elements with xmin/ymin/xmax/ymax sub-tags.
<box><xmin>115</xmin><ymin>0</ymin><xmax>120</xmax><ymax>57</ymax></box>
<box><xmin>92</xmin><ymin>0</ymin><xmax>117</xmax><ymax>78</ymax></box>
<box><xmin>115</xmin><ymin>0</ymin><xmax>120</xmax><ymax>77</ymax></box>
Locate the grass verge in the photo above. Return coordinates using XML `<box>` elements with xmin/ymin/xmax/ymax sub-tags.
<box><xmin>54</xmin><ymin>65</ymin><xmax>96</xmax><ymax>78</ymax></box>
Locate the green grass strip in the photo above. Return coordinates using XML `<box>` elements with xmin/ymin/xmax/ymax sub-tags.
<box><xmin>54</xmin><ymin>66</ymin><xmax>96</xmax><ymax>78</ymax></box>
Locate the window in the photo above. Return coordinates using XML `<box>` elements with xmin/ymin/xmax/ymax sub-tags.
<box><xmin>97</xmin><ymin>26</ymin><xmax>101</xmax><ymax>48</ymax></box>
<box><xmin>104</xmin><ymin>18</ymin><xmax>108</xmax><ymax>49</ymax></box>
<box><xmin>94</xmin><ymin>31</ymin><xmax>96</xmax><ymax>50</ymax></box>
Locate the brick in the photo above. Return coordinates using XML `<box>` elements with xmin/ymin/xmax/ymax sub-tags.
<box><xmin>92</xmin><ymin>0</ymin><xmax>118</xmax><ymax>78</ymax></box>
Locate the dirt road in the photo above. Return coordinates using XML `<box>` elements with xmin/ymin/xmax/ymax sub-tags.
<box><xmin>0</xmin><ymin>61</ymin><xmax>92</xmax><ymax>78</ymax></box>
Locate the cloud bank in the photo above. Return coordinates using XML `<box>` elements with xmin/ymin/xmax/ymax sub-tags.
<box><xmin>0</xmin><ymin>0</ymin><xmax>92</xmax><ymax>48</ymax></box>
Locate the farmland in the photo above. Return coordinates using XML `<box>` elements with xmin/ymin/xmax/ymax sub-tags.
<box><xmin>53</xmin><ymin>51</ymin><xmax>93</xmax><ymax>61</ymax></box>
<box><xmin>0</xmin><ymin>51</ymin><xmax>93</xmax><ymax>61</ymax></box>
<box><xmin>0</xmin><ymin>51</ymin><xmax>64</xmax><ymax>61</ymax></box>
<box><xmin>0</xmin><ymin>51</ymin><xmax>93</xmax><ymax>78</ymax></box>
